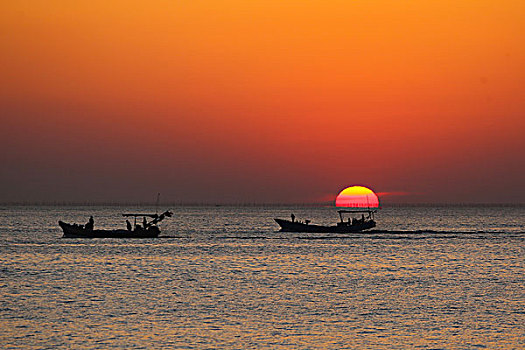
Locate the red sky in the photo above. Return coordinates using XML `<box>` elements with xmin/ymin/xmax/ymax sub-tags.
<box><xmin>1</xmin><ymin>0</ymin><xmax>524</xmax><ymax>204</ymax></box>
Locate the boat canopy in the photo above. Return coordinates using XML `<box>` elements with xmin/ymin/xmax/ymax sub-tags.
<box><xmin>122</xmin><ymin>210</ymin><xmax>173</xmax><ymax>227</ymax></box>
<box><xmin>337</xmin><ymin>209</ymin><xmax>376</xmax><ymax>222</ymax></box>
<box><xmin>337</xmin><ymin>209</ymin><xmax>377</xmax><ymax>214</ymax></box>
<box><xmin>122</xmin><ymin>213</ymin><xmax>159</xmax><ymax>218</ymax></box>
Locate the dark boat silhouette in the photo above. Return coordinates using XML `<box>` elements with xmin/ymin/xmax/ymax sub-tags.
<box><xmin>275</xmin><ymin>209</ymin><xmax>376</xmax><ymax>233</ymax></box>
<box><xmin>59</xmin><ymin>210</ymin><xmax>172</xmax><ymax>238</ymax></box>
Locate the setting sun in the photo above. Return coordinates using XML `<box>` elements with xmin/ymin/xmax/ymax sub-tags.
<box><xmin>335</xmin><ymin>186</ymin><xmax>380</xmax><ymax>208</ymax></box>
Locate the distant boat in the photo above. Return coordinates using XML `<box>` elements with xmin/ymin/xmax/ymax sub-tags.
<box><xmin>275</xmin><ymin>209</ymin><xmax>376</xmax><ymax>233</ymax></box>
<box><xmin>59</xmin><ymin>210</ymin><xmax>173</xmax><ymax>238</ymax></box>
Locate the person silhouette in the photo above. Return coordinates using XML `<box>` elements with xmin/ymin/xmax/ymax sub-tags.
<box><xmin>291</xmin><ymin>213</ymin><xmax>295</xmax><ymax>222</ymax></box>
<box><xmin>85</xmin><ymin>216</ymin><xmax>94</xmax><ymax>230</ymax></box>
<box><xmin>126</xmin><ymin>220</ymin><xmax>132</xmax><ymax>231</ymax></box>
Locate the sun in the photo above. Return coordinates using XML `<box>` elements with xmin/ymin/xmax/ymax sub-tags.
<box><xmin>335</xmin><ymin>186</ymin><xmax>380</xmax><ymax>208</ymax></box>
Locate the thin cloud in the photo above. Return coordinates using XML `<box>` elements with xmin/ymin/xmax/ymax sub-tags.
<box><xmin>377</xmin><ymin>191</ymin><xmax>423</xmax><ymax>197</ymax></box>
<box><xmin>317</xmin><ymin>191</ymin><xmax>421</xmax><ymax>203</ymax></box>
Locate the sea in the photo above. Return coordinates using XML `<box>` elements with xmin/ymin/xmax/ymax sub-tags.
<box><xmin>0</xmin><ymin>205</ymin><xmax>523</xmax><ymax>349</ymax></box>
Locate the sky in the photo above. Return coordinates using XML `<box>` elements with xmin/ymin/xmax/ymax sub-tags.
<box><xmin>1</xmin><ymin>0</ymin><xmax>524</xmax><ymax>204</ymax></box>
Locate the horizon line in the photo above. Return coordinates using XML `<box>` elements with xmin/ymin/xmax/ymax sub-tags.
<box><xmin>0</xmin><ymin>201</ymin><xmax>524</xmax><ymax>207</ymax></box>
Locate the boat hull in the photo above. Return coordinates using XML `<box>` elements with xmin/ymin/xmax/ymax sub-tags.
<box><xmin>59</xmin><ymin>221</ymin><xmax>160</xmax><ymax>238</ymax></box>
<box><xmin>274</xmin><ymin>218</ymin><xmax>376</xmax><ymax>233</ymax></box>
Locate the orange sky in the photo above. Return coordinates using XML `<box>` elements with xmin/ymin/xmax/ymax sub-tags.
<box><xmin>1</xmin><ymin>0</ymin><xmax>524</xmax><ymax>203</ymax></box>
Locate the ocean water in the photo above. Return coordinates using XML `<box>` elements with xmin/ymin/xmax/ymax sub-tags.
<box><xmin>0</xmin><ymin>205</ymin><xmax>523</xmax><ymax>349</ymax></box>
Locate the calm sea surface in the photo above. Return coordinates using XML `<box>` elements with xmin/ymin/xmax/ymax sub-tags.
<box><xmin>0</xmin><ymin>205</ymin><xmax>523</xmax><ymax>349</ymax></box>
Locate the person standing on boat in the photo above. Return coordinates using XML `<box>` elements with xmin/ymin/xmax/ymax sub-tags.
<box><xmin>85</xmin><ymin>216</ymin><xmax>94</xmax><ymax>230</ymax></box>
<box><xmin>126</xmin><ymin>220</ymin><xmax>132</xmax><ymax>231</ymax></box>
<box><xmin>291</xmin><ymin>213</ymin><xmax>295</xmax><ymax>223</ymax></box>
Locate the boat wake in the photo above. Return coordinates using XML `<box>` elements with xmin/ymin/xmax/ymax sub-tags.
<box><xmin>158</xmin><ymin>230</ymin><xmax>524</xmax><ymax>240</ymax></box>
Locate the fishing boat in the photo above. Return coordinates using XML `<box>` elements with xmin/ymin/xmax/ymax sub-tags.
<box><xmin>274</xmin><ymin>209</ymin><xmax>376</xmax><ymax>233</ymax></box>
<box><xmin>59</xmin><ymin>210</ymin><xmax>173</xmax><ymax>238</ymax></box>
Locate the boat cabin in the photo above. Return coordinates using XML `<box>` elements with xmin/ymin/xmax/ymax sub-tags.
<box><xmin>122</xmin><ymin>210</ymin><xmax>173</xmax><ymax>231</ymax></box>
<box><xmin>337</xmin><ymin>209</ymin><xmax>376</xmax><ymax>227</ymax></box>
